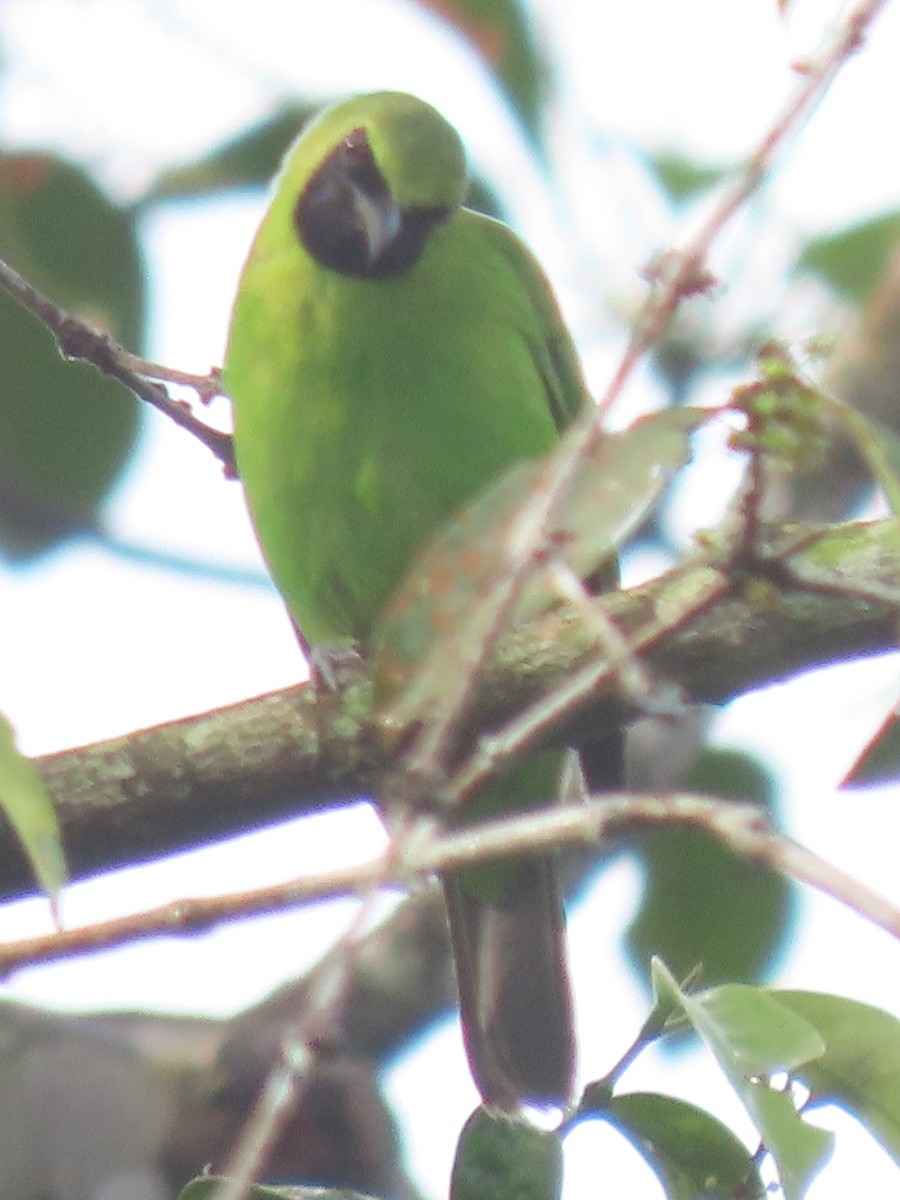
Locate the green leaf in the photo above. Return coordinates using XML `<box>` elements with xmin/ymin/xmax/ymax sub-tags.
<box><xmin>414</xmin><ymin>0</ymin><xmax>549</xmax><ymax>144</ymax></box>
<box><xmin>739</xmin><ymin>1084</ymin><xmax>830</xmax><ymax>1200</ymax></box>
<box><xmin>842</xmin><ymin>706</ymin><xmax>900</xmax><ymax>788</ymax></box>
<box><xmin>680</xmin><ymin>983</ymin><xmax>824</xmax><ymax>1078</ymax></box>
<box><xmin>0</xmin><ymin>153</ymin><xmax>143</xmax><ymax>557</ymax></box>
<box><xmin>799</xmin><ymin>211</ymin><xmax>900</xmax><ymax>304</ymax></box>
<box><xmin>0</xmin><ymin>714</ymin><xmax>67</xmax><ymax>913</ymax></box>
<box><xmin>177</xmin><ymin>1178</ymin><xmax>381</xmax><ymax>1200</ymax></box>
<box><xmin>651</xmin><ymin>962</ymin><xmax>833</xmax><ymax>1199</ymax></box>
<box><xmin>732</xmin><ymin>342</ymin><xmax>900</xmax><ymax>511</ymax></box>
<box><xmin>646</xmin><ymin>150</ymin><xmax>730</xmax><ymax>205</ymax></box>
<box><xmin>450</xmin><ymin>1105</ymin><xmax>562</xmax><ymax>1200</ymax></box>
<box><xmin>775</xmin><ymin>991</ymin><xmax>900</xmax><ymax>1165</ymax></box>
<box><xmin>730</xmin><ymin>343</ymin><xmax>833</xmax><ymax>471</ymax></box>
<box><xmin>374</xmin><ymin>407</ymin><xmax>708</xmax><ymax>722</ymax></box>
<box><xmin>629</xmin><ymin>750</ymin><xmax>792</xmax><ymax>989</ymax></box>
<box><xmin>144</xmin><ymin>107</ymin><xmax>316</xmax><ymax>202</ymax></box>
<box><xmin>825</xmin><ymin>404</ymin><xmax>900</xmax><ymax>514</ymax></box>
<box><xmin>603</xmin><ymin>1092</ymin><xmax>763</xmax><ymax>1199</ymax></box>
<box><xmin>149</xmin><ymin>106</ymin><xmax>507</xmax><ymax>225</ymax></box>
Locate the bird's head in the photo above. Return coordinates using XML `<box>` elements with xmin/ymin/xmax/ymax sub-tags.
<box><xmin>281</xmin><ymin>91</ymin><xmax>468</xmax><ymax>279</ymax></box>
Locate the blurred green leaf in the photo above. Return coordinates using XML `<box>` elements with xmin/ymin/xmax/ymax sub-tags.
<box><xmin>602</xmin><ymin>1092</ymin><xmax>763</xmax><ymax>1199</ymax></box>
<box><xmin>743</xmin><ymin>1085</ymin><xmax>830</xmax><ymax>1200</ymax></box>
<box><xmin>776</xmin><ymin>991</ymin><xmax>900</xmax><ymax>1165</ymax></box>
<box><xmin>0</xmin><ymin>714</ymin><xmax>66</xmax><ymax>914</ymax></box>
<box><xmin>733</xmin><ymin>341</ymin><xmax>900</xmax><ymax>511</ymax></box>
<box><xmin>0</xmin><ymin>153</ymin><xmax>143</xmax><ymax>557</ymax></box>
<box><xmin>148</xmin><ymin>104</ymin><xmax>507</xmax><ymax>224</ymax></box>
<box><xmin>450</xmin><ymin>1104</ymin><xmax>562</xmax><ymax>1200</ymax></box>
<box><xmin>414</xmin><ymin>0</ymin><xmax>549</xmax><ymax>143</ymax></box>
<box><xmin>144</xmin><ymin>107</ymin><xmax>315</xmax><ymax>202</ymax></box>
<box><xmin>646</xmin><ymin>150</ymin><xmax>730</xmax><ymax>205</ymax></box>
<box><xmin>842</xmin><ymin>706</ymin><xmax>900</xmax><ymax>787</ymax></box>
<box><xmin>799</xmin><ymin>211</ymin><xmax>900</xmax><ymax>304</ymax></box>
<box><xmin>374</xmin><ymin>407</ymin><xmax>707</xmax><ymax>725</ymax></box>
<box><xmin>667</xmin><ymin>976</ymin><xmax>825</xmax><ymax>1077</ymax></box>
<box><xmin>731</xmin><ymin>341</ymin><xmax>833</xmax><ymax>471</ymax></box>
<box><xmin>825</xmin><ymin>404</ymin><xmax>900</xmax><ymax>514</ymax></box>
<box><xmin>628</xmin><ymin>749</ymin><xmax>792</xmax><ymax>990</ymax></box>
<box><xmin>464</xmin><ymin>175</ymin><xmax>506</xmax><ymax>221</ymax></box>
<box><xmin>652</xmin><ymin>963</ymin><xmax>832</xmax><ymax>1200</ymax></box>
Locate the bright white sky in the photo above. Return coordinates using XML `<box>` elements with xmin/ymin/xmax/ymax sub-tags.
<box><xmin>0</xmin><ymin>1</ymin><xmax>898</xmax><ymax>1197</ymax></box>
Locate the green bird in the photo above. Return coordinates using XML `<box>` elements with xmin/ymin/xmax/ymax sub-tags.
<box><xmin>224</xmin><ymin>91</ymin><xmax>618</xmax><ymax>1109</ymax></box>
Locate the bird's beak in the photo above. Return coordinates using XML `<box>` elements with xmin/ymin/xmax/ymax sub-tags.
<box><xmin>349</xmin><ymin>180</ymin><xmax>403</xmax><ymax>269</ymax></box>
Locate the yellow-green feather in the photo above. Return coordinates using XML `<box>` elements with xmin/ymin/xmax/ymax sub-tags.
<box><xmin>225</xmin><ymin>99</ymin><xmax>586</xmax><ymax>643</ymax></box>
<box><xmin>225</xmin><ymin>92</ymin><xmax>594</xmax><ymax>1107</ymax></box>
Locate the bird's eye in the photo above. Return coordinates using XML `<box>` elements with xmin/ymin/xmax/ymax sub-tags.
<box><xmin>337</xmin><ymin>129</ymin><xmax>387</xmax><ymax>197</ymax></box>
<box><xmin>294</xmin><ymin>128</ymin><xmax>393</xmax><ymax>275</ymax></box>
<box><xmin>295</xmin><ymin>126</ymin><xmax>451</xmax><ymax>279</ymax></box>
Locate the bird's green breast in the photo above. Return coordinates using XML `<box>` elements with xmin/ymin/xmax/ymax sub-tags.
<box><xmin>226</xmin><ymin>210</ymin><xmax>566</xmax><ymax>646</ymax></box>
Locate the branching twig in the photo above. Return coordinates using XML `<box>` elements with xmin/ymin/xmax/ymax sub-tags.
<box><xmin>213</xmin><ymin>891</ymin><xmax>385</xmax><ymax>1200</ymax></box>
<box><xmin>392</xmin><ymin>0</ymin><xmax>892</xmax><ymax>807</ymax></box>
<box><xmin>596</xmin><ymin>0</ymin><xmax>890</xmax><ymax>422</ymax></box>
<box><xmin>0</xmin><ymin>255</ymin><xmax>234</xmax><ymax>468</ymax></box>
<box><xmin>212</xmin><ymin>795</ymin><xmax>446</xmax><ymax>1200</ymax></box>
<box><xmin>3</xmin><ymin>516</ymin><xmax>888</xmax><ymax>907</ymax></box>
<box><xmin>0</xmin><ymin>6</ymin><xmax>891</xmax><ymax>1190</ymax></box>
<box><xmin>4</xmin><ymin>791</ymin><xmax>899</xmax><ymax>975</ymax></box>
<box><xmin>446</xmin><ymin>561</ymin><xmax>728</xmax><ymax>805</ymax></box>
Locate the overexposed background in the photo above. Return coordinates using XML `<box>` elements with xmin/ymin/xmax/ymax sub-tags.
<box><xmin>0</xmin><ymin>1</ymin><xmax>898</xmax><ymax>1196</ymax></box>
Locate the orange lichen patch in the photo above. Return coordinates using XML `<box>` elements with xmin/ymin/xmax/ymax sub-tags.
<box><xmin>430</xmin><ymin>560</ymin><xmax>459</xmax><ymax>598</ymax></box>
<box><xmin>432</xmin><ymin>609</ymin><xmax>460</xmax><ymax>637</ymax></box>
<box><xmin>457</xmin><ymin>547</ymin><xmax>491</xmax><ymax>577</ymax></box>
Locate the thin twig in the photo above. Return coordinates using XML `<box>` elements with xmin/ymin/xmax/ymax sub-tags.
<box><xmin>447</xmin><ymin>563</ymin><xmax>728</xmax><ymax>804</ymax></box>
<box><xmin>0</xmin><ymin>857</ymin><xmax>390</xmax><ymax>974</ymax></box>
<box><xmin>397</xmin><ymin>0</ymin><xmax>891</xmax><ymax>801</ymax></box>
<box><xmin>213</xmin><ymin>889</ymin><xmax>381</xmax><ymax>1200</ymax></box>
<box><xmin>783</xmin><ymin>555</ymin><xmax>900</xmax><ymax>606</ymax></box>
<box><xmin>5</xmin><ymin>790</ymin><xmax>900</xmax><ymax>975</ymax></box>
<box><xmin>190</xmin><ymin>7</ymin><xmax>894</xmax><ymax>1191</ymax></box>
<box><xmin>212</xmin><ymin>796</ymin><xmax>442</xmax><ymax>1200</ymax></box>
<box><xmin>595</xmin><ymin>0</ymin><xmax>889</xmax><ymax>421</ymax></box>
<box><xmin>0</xmin><ymin>255</ymin><xmax>234</xmax><ymax>468</ymax></box>
<box><xmin>548</xmin><ymin>556</ymin><xmax>686</xmax><ymax>704</ymax></box>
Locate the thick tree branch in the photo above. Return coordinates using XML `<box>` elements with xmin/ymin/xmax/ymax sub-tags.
<box><xmin>0</xmin><ymin>517</ymin><xmax>890</xmax><ymax>903</ymax></box>
<box><xmin>29</xmin><ymin>685</ymin><xmax>381</xmax><ymax>894</ymax></box>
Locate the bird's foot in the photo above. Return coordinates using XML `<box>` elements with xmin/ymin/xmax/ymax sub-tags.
<box><xmin>308</xmin><ymin>642</ymin><xmax>365</xmax><ymax>692</ymax></box>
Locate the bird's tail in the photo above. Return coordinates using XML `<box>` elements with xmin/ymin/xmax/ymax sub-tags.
<box><xmin>444</xmin><ymin>853</ymin><xmax>574</xmax><ymax>1109</ymax></box>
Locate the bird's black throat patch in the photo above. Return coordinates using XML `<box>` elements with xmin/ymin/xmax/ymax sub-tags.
<box><xmin>295</xmin><ymin>127</ymin><xmax>450</xmax><ymax>279</ymax></box>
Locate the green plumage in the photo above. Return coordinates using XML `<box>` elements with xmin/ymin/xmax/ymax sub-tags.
<box><xmin>225</xmin><ymin>91</ymin><xmax>595</xmax><ymax>1107</ymax></box>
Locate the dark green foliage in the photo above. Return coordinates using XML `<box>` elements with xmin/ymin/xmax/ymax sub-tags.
<box><xmin>0</xmin><ymin>153</ymin><xmax>144</xmax><ymax>557</ymax></box>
